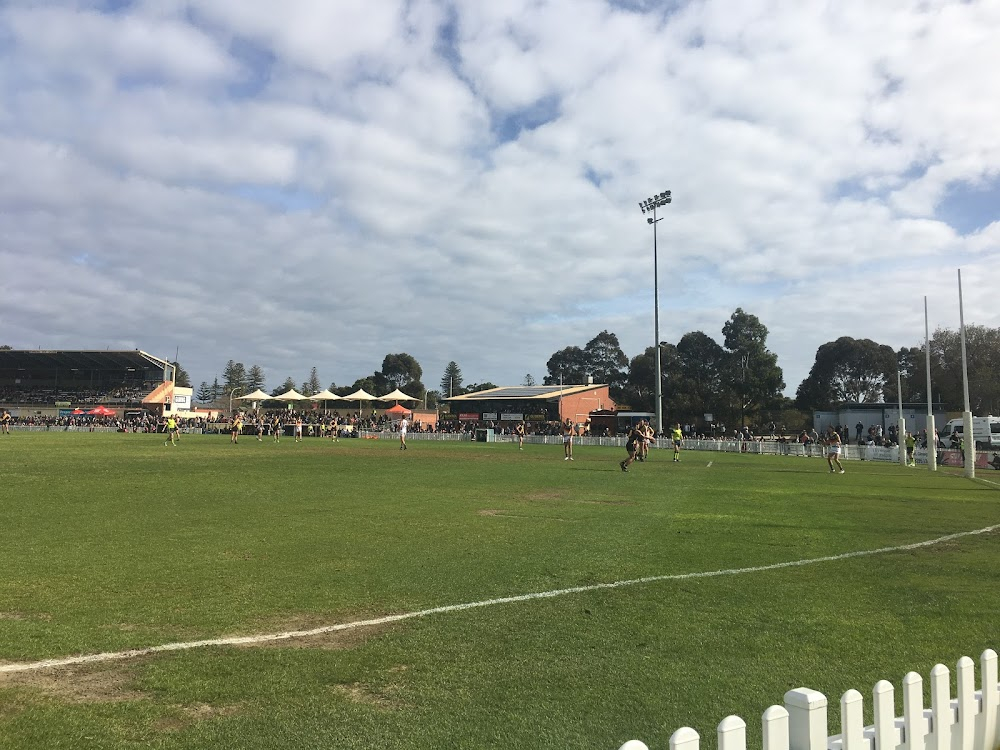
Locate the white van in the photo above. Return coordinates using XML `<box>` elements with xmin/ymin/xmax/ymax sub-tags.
<box><xmin>942</xmin><ymin>416</ymin><xmax>1000</xmax><ymax>449</ymax></box>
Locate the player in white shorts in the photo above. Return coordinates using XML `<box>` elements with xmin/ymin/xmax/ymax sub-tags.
<box><xmin>825</xmin><ymin>428</ymin><xmax>845</xmax><ymax>474</ymax></box>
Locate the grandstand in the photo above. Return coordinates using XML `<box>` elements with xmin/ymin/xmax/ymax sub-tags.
<box><xmin>0</xmin><ymin>349</ymin><xmax>173</xmax><ymax>415</ymax></box>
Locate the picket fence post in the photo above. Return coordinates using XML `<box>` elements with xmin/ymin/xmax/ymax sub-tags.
<box><xmin>785</xmin><ymin>688</ymin><xmax>828</xmax><ymax>750</ymax></box>
<box><xmin>718</xmin><ymin>715</ymin><xmax>746</xmax><ymax>750</ymax></box>
<box><xmin>617</xmin><ymin>741</ymin><xmax>649</xmax><ymax>750</ymax></box>
<box><xmin>929</xmin><ymin>664</ymin><xmax>950</xmax><ymax>750</ymax></box>
<box><xmin>902</xmin><ymin>672</ymin><xmax>924</xmax><ymax>750</ymax></box>
<box><xmin>872</xmin><ymin>680</ymin><xmax>896</xmax><ymax>750</ymax></box>
<box><xmin>955</xmin><ymin>656</ymin><xmax>975</xmax><ymax>750</ymax></box>
<box><xmin>841</xmin><ymin>689</ymin><xmax>865</xmax><ymax>750</ymax></box>
<box><xmin>670</xmin><ymin>726</ymin><xmax>700</xmax><ymax>750</ymax></box>
<box><xmin>980</xmin><ymin>650</ymin><xmax>998</xmax><ymax>750</ymax></box>
<box><xmin>762</xmin><ymin>705</ymin><xmax>790</xmax><ymax>750</ymax></box>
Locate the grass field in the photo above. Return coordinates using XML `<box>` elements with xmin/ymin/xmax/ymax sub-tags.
<box><xmin>1</xmin><ymin>432</ymin><xmax>998</xmax><ymax>750</ymax></box>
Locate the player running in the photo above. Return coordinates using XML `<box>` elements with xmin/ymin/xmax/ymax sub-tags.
<box><xmin>620</xmin><ymin>422</ymin><xmax>651</xmax><ymax>472</ymax></box>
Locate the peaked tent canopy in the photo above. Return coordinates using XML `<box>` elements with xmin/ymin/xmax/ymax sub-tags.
<box><xmin>343</xmin><ymin>388</ymin><xmax>377</xmax><ymax>401</ymax></box>
<box><xmin>88</xmin><ymin>406</ymin><xmax>116</xmax><ymax>416</ymax></box>
<box><xmin>385</xmin><ymin>404</ymin><xmax>412</xmax><ymax>415</ymax></box>
<box><xmin>378</xmin><ymin>388</ymin><xmax>419</xmax><ymax>402</ymax></box>
<box><xmin>237</xmin><ymin>389</ymin><xmax>273</xmax><ymax>401</ymax></box>
<box><xmin>273</xmin><ymin>389</ymin><xmax>307</xmax><ymax>401</ymax></box>
<box><xmin>308</xmin><ymin>389</ymin><xmax>342</xmax><ymax>401</ymax></box>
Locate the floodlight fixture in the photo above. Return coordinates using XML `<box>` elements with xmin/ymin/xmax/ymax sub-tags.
<box><xmin>638</xmin><ymin>188</ymin><xmax>673</xmax><ymax>435</ymax></box>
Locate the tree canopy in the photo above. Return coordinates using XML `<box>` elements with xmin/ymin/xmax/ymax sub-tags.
<box><xmin>722</xmin><ymin>308</ymin><xmax>785</xmax><ymax>426</ymax></box>
<box><xmin>796</xmin><ymin>337</ymin><xmax>897</xmax><ymax>410</ymax></box>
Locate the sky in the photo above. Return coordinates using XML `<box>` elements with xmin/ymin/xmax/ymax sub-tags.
<box><xmin>1</xmin><ymin>0</ymin><xmax>998</xmax><ymax>398</ymax></box>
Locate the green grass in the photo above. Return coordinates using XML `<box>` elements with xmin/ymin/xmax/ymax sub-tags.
<box><xmin>1</xmin><ymin>432</ymin><xmax>998</xmax><ymax>749</ymax></box>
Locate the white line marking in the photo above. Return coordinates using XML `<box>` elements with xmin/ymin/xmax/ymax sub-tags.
<box><xmin>706</xmin><ymin>461</ymin><xmax>713</xmax><ymax>468</ymax></box>
<box><xmin>3</xmin><ymin>523</ymin><xmax>998</xmax><ymax>675</ymax></box>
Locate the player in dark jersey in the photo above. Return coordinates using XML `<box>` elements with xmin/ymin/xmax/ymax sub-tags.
<box><xmin>620</xmin><ymin>421</ymin><xmax>651</xmax><ymax>472</ymax></box>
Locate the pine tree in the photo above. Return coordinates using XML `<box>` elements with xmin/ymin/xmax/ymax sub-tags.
<box><xmin>304</xmin><ymin>367</ymin><xmax>321</xmax><ymax>396</ymax></box>
<box><xmin>222</xmin><ymin>360</ymin><xmax>247</xmax><ymax>393</ymax></box>
<box><xmin>273</xmin><ymin>377</ymin><xmax>296</xmax><ymax>397</ymax></box>
<box><xmin>196</xmin><ymin>381</ymin><xmax>214</xmax><ymax>403</ymax></box>
<box><xmin>246</xmin><ymin>365</ymin><xmax>266</xmax><ymax>392</ymax></box>
<box><xmin>440</xmin><ymin>362</ymin><xmax>463</xmax><ymax>396</ymax></box>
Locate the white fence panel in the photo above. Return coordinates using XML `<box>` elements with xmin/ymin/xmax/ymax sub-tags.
<box><xmin>616</xmin><ymin>650</ymin><xmax>1000</xmax><ymax>750</ymax></box>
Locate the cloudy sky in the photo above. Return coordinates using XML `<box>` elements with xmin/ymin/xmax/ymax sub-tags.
<box><xmin>2</xmin><ymin>0</ymin><xmax>998</xmax><ymax>397</ymax></box>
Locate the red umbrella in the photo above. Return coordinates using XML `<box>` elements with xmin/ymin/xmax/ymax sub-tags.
<box><xmin>71</xmin><ymin>408</ymin><xmax>86</xmax><ymax>415</ymax></box>
<box><xmin>87</xmin><ymin>406</ymin><xmax>116</xmax><ymax>416</ymax></box>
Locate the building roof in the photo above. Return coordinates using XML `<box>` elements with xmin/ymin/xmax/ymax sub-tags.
<box><xmin>0</xmin><ymin>349</ymin><xmax>170</xmax><ymax>373</ymax></box>
<box><xmin>444</xmin><ymin>384</ymin><xmax>608</xmax><ymax>402</ymax></box>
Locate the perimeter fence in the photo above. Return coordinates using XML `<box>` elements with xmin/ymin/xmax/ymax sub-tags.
<box><xmin>616</xmin><ymin>649</ymin><xmax>999</xmax><ymax>750</ymax></box>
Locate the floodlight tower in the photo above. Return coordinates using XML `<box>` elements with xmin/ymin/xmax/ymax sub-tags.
<box><xmin>639</xmin><ymin>190</ymin><xmax>672</xmax><ymax>436</ymax></box>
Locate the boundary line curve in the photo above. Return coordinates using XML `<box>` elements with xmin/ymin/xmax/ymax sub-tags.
<box><xmin>2</xmin><ymin>523</ymin><xmax>997</xmax><ymax>675</ymax></box>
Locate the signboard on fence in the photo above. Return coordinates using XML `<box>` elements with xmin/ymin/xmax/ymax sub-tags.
<box><xmin>501</xmin><ymin>413</ymin><xmax>523</xmax><ymax>421</ymax></box>
<box><xmin>482</xmin><ymin>413</ymin><xmax>498</xmax><ymax>421</ymax></box>
<box><xmin>866</xmin><ymin>446</ymin><xmax>1000</xmax><ymax>471</ymax></box>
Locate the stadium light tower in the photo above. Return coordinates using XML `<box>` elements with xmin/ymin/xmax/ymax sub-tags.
<box><xmin>639</xmin><ymin>190</ymin><xmax>672</xmax><ymax>436</ymax></box>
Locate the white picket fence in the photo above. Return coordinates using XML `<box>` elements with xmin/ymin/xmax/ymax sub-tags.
<box><xmin>619</xmin><ymin>649</ymin><xmax>999</xmax><ymax>750</ymax></box>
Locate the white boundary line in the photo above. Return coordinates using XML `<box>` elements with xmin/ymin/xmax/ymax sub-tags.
<box><xmin>2</xmin><ymin>523</ymin><xmax>998</xmax><ymax>675</ymax></box>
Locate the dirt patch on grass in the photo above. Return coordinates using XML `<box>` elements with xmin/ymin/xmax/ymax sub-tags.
<box><xmin>0</xmin><ymin>665</ymin><xmax>147</xmax><ymax>704</ymax></box>
<box><xmin>154</xmin><ymin>702</ymin><xmax>243</xmax><ymax>732</ymax></box>
<box><xmin>0</xmin><ymin>611</ymin><xmax>51</xmax><ymax>621</ymax></box>
<box><xmin>330</xmin><ymin>666</ymin><xmax>409</xmax><ymax>710</ymax></box>
<box><xmin>477</xmin><ymin>508</ymin><xmax>577</xmax><ymax>522</ymax></box>
<box><xmin>522</xmin><ymin>491</ymin><xmax>633</xmax><ymax>506</ymax></box>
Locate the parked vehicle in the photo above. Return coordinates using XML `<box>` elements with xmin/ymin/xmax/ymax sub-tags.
<box><xmin>942</xmin><ymin>416</ymin><xmax>1000</xmax><ymax>449</ymax></box>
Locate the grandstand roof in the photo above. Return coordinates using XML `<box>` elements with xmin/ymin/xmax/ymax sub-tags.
<box><xmin>0</xmin><ymin>349</ymin><xmax>170</xmax><ymax>372</ymax></box>
<box><xmin>444</xmin><ymin>384</ymin><xmax>607</xmax><ymax>402</ymax></box>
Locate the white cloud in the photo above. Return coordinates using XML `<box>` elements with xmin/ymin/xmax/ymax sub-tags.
<box><xmin>1</xmin><ymin>0</ymin><xmax>998</xmax><ymax>398</ymax></box>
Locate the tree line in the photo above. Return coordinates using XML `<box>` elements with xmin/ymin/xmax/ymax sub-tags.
<box><xmin>179</xmin><ymin>314</ymin><xmax>999</xmax><ymax>427</ymax></box>
<box><xmin>796</xmin><ymin>325</ymin><xmax>1000</xmax><ymax>415</ymax></box>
